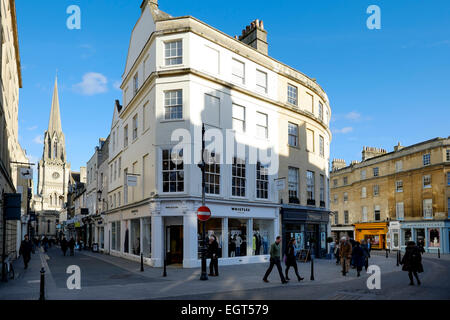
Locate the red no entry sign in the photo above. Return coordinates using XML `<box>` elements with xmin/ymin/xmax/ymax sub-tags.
<box><xmin>197</xmin><ymin>206</ymin><xmax>211</xmax><ymax>222</ymax></box>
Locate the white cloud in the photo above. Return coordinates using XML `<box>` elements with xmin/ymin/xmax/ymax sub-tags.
<box><xmin>73</xmin><ymin>72</ymin><xmax>108</xmax><ymax>96</ymax></box>
<box><xmin>113</xmin><ymin>81</ymin><xmax>121</xmax><ymax>91</ymax></box>
<box><xmin>27</xmin><ymin>125</ymin><xmax>38</xmax><ymax>131</ymax></box>
<box><xmin>33</xmin><ymin>135</ymin><xmax>44</xmax><ymax>145</ymax></box>
<box><xmin>333</xmin><ymin>127</ymin><xmax>353</xmax><ymax>134</ymax></box>
<box><xmin>345</xmin><ymin>111</ymin><xmax>361</xmax><ymax>121</ymax></box>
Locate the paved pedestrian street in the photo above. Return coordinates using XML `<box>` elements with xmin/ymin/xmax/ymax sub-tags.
<box><xmin>1</xmin><ymin>247</ymin><xmax>449</xmax><ymax>300</ymax></box>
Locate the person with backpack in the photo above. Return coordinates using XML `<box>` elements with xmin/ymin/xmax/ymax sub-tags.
<box><xmin>401</xmin><ymin>241</ymin><xmax>424</xmax><ymax>286</ymax></box>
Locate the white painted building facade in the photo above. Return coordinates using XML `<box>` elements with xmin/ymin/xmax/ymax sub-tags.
<box><xmin>101</xmin><ymin>1</ymin><xmax>331</xmax><ymax>268</ymax></box>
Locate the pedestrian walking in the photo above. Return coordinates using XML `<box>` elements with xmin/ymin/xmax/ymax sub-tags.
<box><xmin>361</xmin><ymin>239</ymin><xmax>371</xmax><ymax>271</ymax></box>
<box><xmin>19</xmin><ymin>235</ymin><xmax>33</xmax><ymax>269</ymax></box>
<box><xmin>339</xmin><ymin>237</ymin><xmax>352</xmax><ymax>276</ymax></box>
<box><xmin>401</xmin><ymin>241</ymin><xmax>424</xmax><ymax>286</ymax></box>
<box><xmin>207</xmin><ymin>235</ymin><xmax>219</xmax><ymax>277</ymax></box>
<box><xmin>334</xmin><ymin>239</ymin><xmax>340</xmax><ymax>265</ymax></box>
<box><xmin>263</xmin><ymin>236</ymin><xmax>288</xmax><ymax>284</ymax></box>
<box><xmin>284</xmin><ymin>238</ymin><xmax>304</xmax><ymax>282</ymax></box>
<box><xmin>418</xmin><ymin>240</ymin><xmax>425</xmax><ymax>255</ymax></box>
<box><xmin>43</xmin><ymin>236</ymin><xmax>49</xmax><ymax>252</ymax></box>
<box><xmin>69</xmin><ymin>237</ymin><xmax>75</xmax><ymax>256</ymax></box>
<box><xmin>351</xmin><ymin>241</ymin><xmax>365</xmax><ymax>277</ymax></box>
<box><xmin>61</xmin><ymin>236</ymin><xmax>68</xmax><ymax>256</ymax></box>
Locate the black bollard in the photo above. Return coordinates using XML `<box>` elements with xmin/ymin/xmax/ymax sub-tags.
<box><xmin>396</xmin><ymin>251</ymin><xmax>399</xmax><ymax>267</ymax></box>
<box><xmin>385</xmin><ymin>249</ymin><xmax>388</xmax><ymax>258</ymax></box>
<box><xmin>399</xmin><ymin>251</ymin><xmax>402</xmax><ymax>264</ymax></box>
<box><xmin>163</xmin><ymin>257</ymin><xmax>167</xmax><ymax>277</ymax></box>
<box><xmin>39</xmin><ymin>268</ymin><xmax>45</xmax><ymax>301</ymax></box>
<box><xmin>438</xmin><ymin>248</ymin><xmax>440</xmax><ymax>259</ymax></box>
<box><xmin>140</xmin><ymin>253</ymin><xmax>144</xmax><ymax>272</ymax></box>
<box><xmin>310</xmin><ymin>257</ymin><xmax>315</xmax><ymax>281</ymax></box>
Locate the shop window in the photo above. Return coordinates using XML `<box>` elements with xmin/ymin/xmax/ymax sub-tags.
<box><xmin>403</xmin><ymin>229</ymin><xmax>412</xmax><ymax>244</ymax></box>
<box><xmin>198</xmin><ymin>218</ymin><xmax>222</xmax><ymax>259</ymax></box>
<box><xmin>429</xmin><ymin>229</ymin><xmax>440</xmax><ymax>247</ymax></box>
<box><xmin>111</xmin><ymin>221</ymin><xmax>121</xmax><ymax>252</ymax></box>
<box><xmin>130</xmin><ymin>219</ymin><xmax>141</xmax><ymax>256</ymax></box>
<box><xmin>142</xmin><ymin>217</ymin><xmax>151</xmax><ymax>258</ymax></box>
<box><xmin>228</xmin><ymin>219</ymin><xmax>247</xmax><ymax>257</ymax></box>
<box><xmin>253</xmin><ymin>219</ymin><xmax>274</xmax><ymax>255</ymax></box>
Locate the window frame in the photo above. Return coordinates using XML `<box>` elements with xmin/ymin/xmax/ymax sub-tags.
<box><xmin>256</xmin><ymin>112</ymin><xmax>268</xmax><ymax>139</ymax></box>
<box><xmin>396</xmin><ymin>180</ymin><xmax>403</xmax><ymax>193</ymax></box>
<box><xmin>232</xmin><ymin>157</ymin><xmax>246</xmax><ymax>197</ymax></box>
<box><xmin>232</xmin><ymin>104</ymin><xmax>246</xmax><ymax>133</ymax></box>
<box><xmin>288</xmin><ymin>167</ymin><xmax>299</xmax><ymax>203</ymax></box>
<box><xmin>256</xmin><ymin>69</ymin><xmax>268</xmax><ymax>93</ymax></box>
<box><xmin>231</xmin><ymin>58</ymin><xmax>245</xmax><ymax>84</ymax></box>
<box><xmin>256</xmin><ymin>162</ymin><xmax>269</xmax><ymax>199</ymax></box>
<box><xmin>288</xmin><ymin>122</ymin><xmax>298</xmax><ymax>147</ymax></box>
<box><xmin>162</xmin><ymin>149</ymin><xmax>184</xmax><ymax>193</ymax></box>
<box><xmin>287</xmin><ymin>84</ymin><xmax>298</xmax><ymax>106</ymax></box>
<box><xmin>423</xmin><ymin>153</ymin><xmax>431</xmax><ymax>166</ymax></box>
<box><xmin>164</xmin><ymin>90</ymin><xmax>183</xmax><ymax>120</ymax></box>
<box><xmin>164</xmin><ymin>40</ymin><xmax>183</xmax><ymax>66</ymax></box>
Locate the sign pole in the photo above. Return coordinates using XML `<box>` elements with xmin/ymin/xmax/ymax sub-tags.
<box><xmin>2</xmin><ymin>192</ymin><xmax>7</xmax><ymax>282</ymax></box>
<box><xmin>200</xmin><ymin>124</ymin><xmax>208</xmax><ymax>281</ymax></box>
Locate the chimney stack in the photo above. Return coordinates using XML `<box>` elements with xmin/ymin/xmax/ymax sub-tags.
<box><xmin>361</xmin><ymin>146</ymin><xmax>387</xmax><ymax>161</ymax></box>
<box><xmin>238</xmin><ymin>19</ymin><xmax>268</xmax><ymax>55</ymax></box>
<box><xmin>394</xmin><ymin>142</ymin><xmax>404</xmax><ymax>152</ymax></box>
<box><xmin>332</xmin><ymin>159</ymin><xmax>347</xmax><ymax>171</ymax></box>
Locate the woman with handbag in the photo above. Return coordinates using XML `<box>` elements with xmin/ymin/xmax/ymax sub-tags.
<box><xmin>285</xmin><ymin>238</ymin><xmax>304</xmax><ymax>282</ymax></box>
<box><xmin>401</xmin><ymin>241</ymin><xmax>424</xmax><ymax>286</ymax></box>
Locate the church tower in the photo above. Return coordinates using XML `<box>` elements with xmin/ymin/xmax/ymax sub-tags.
<box><xmin>36</xmin><ymin>77</ymin><xmax>70</xmax><ymax>211</ymax></box>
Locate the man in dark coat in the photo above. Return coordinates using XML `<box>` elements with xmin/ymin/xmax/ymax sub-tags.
<box><xmin>285</xmin><ymin>238</ymin><xmax>304</xmax><ymax>281</ymax></box>
<box><xmin>351</xmin><ymin>241</ymin><xmax>365</xmax><ymax>277</ymax></box>
<box><xmin>61</xmin><ymin>236</ymin><xmax>68</xmax><ymax>256</ymax></box>
<box><xmin>401</xmin><ymin>241</ymin><xmax>424</xmax><ymax>285</ymax></box>
<box><xmin>68</xmin><ymin>237</ymin><xmax>75</xmax><ymax>256</ymax></box>
<box><xmin>207</xmin><ymin>235</ymin><xmax>219</xmax><ymax>276</ymax></box>
<box><xmin>19</xmin><ymin>235</ymin><xmax>33</xmax><ymax>269</ymax></box>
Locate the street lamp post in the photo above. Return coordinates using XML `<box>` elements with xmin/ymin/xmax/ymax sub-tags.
<box><xmin>198</xmin><ymin>124</ymin><xmax>208</xmax><ymax>281</ymax></box>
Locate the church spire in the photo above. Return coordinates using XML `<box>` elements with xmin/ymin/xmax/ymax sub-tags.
<box><xmin>48</xmin><ymin>76</ymin><xmax>62</xmax><ymax>134</ymax></box>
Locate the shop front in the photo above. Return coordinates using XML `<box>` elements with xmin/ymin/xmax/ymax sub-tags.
<box><xmin>354</xmin><ymin>222</ymin><xmax>389</xmax><ymax>250</ymax></box>
<box><xmin>331</xmin><ymin>226</ymin><xmax>355</xmax><ymax>241</ymax></box>
<box><xmin>387</xmin><ymin>221</ymin><xmax>401</xmax><ymax>251</ymax></box>
<box><xmin>400</xmin><ymin>220</ymin><xmax>450</xmax><ymax>253</ymax></box>
<box><xmin>281</xmin><ymin>205</ymin><xmax>330</xmax><ymax>258</ymax></box>
<box><xmin>150</xmin><ymin>200</ymin><xmax>279</xmax><ymax>268</ymax></box>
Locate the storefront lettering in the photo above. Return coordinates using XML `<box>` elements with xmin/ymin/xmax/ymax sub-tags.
<box><xmin>231</xmin><ymin>208</ymin><xmax>250</xmax><ymax>212</ymax></box>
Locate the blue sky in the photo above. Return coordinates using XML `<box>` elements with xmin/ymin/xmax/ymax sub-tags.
<box><xmin>15</xmin><ymin>0</ymin><xmax>450</xmax><ymax>190</ymax></box>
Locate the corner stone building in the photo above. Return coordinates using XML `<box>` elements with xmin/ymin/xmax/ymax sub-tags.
<box><xmin>330</xmin><ymin>137</ymin><xmax>450</xmax><ymax>253</ymax></box>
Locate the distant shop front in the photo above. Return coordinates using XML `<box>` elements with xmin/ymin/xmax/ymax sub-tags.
<box><xmin>354</xmin><ymin>222</ymin><xmax>389</xmax><ymax>250</ymax></box>
<box><xmin>400</xmin><ymin>220</ymin><xmax>450</xmax><ymax>253</ymax></box>
<box><xmin>281</xmin><ymin>206</ymin><xmax>330</xmax><ymax>258</ymax></box>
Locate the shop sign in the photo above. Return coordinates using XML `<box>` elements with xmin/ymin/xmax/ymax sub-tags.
<box><xmin>19</xmin><ymin>167</ymin><xmax>33</xmax><ymax>180</ymax></box>
<box><xmin>126</xmin><ymin>175</ymin><xmax>138</xmax><ymax>187</ymax></box>
<box><xmin>4</xmin><ymin>193</ymin><xmax>21</xmax><ymax>220</ymax></box>
<box><xmin>275</xmin><ymin>178</ymin><xmax>286</xmax><ymax>191</ymax></box>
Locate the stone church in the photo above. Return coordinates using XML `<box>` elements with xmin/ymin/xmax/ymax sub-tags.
<box><xmin>32</xmin><ymin>77</ymin><xmax>70</xmax><ymax>237</ymax></box>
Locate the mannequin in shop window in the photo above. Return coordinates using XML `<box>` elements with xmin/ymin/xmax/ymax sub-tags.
<box><xmin>263</xmin><ymin>232</ymin><xmax>269</xmax><ymax>254</ymax></box>
<box><xmin>229</xmin><ymin>234</ymin><xmax>236</xmax><ymax>257</ymax></box>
